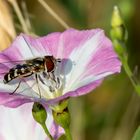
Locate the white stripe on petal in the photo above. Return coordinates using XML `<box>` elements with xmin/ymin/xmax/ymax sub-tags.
<box><xmin>56</xmin><ymin>34</ymin><xmax>64</xmax><ymax>59</ymax></box>
<box><xmin>63</xmin><ymin>30</ymin><xmax>104</xmax><ymax>93</ymax></box>
<box><xmin>19</xmin><ymin>35</ymin><xmax>42</xmax><ymax>58</ymax></box>
<box><xmin>70</xmin><ymin>72</ymin><xmax>113</xmax><ymax>91</ymax></box>
<box><xmin>16</xmin><ymin>36</ymin><xmax>34</xmax><ymax>58</ymax></box>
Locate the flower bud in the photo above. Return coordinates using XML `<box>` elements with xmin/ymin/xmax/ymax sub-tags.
<box><xmin>32</xmin><ymin>102</ymin><xmax>47</xmax><ymax>124</ymax></box>
<box><xmin>110</xmin><ymin>6</ymin><xmax>127</xmax><ymax>41</ymax></box>
<box><xmin>111</xmin><ymin>6</ymin><xmax>123</xmax><ymax>28</ymax></box>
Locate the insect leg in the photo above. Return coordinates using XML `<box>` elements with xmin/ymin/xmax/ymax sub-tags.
<box><xmin>48</xmin><ymin>72</ymin><xmax>61</xmax><ymax>88</ymax></box>
<box><xmin>35</xmin><ymin>74</ymin><xmax>42</xmax><ymax>98</ymax></box>
<box><xmin>10</xmin><ymin>81</ymin><xmax>22</xmax><ymax>95</ymax></box>
<box><xmin>39</xmin><ymin>72</ymin><xmax>56</xmax><ymax>92</ymax></box>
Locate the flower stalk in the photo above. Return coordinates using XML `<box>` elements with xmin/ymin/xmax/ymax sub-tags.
<box><xmin>110</xmin><ymin>6</ymin><xmax>140</xmax><ymax>95</ymax></box>
<box><xmin>64</xmin><ymin>128</ymin><xmax>72</xmax><ymax>140</ymax></box>
<box><xmin>41</xmin><ymin>123</ymin><xmax>54</xmax><ymax>140</ymax></box>
<box><xmin>32</xmin><ymin>102</ymin><xmax>54</xmax><ymax>140</ymax></box>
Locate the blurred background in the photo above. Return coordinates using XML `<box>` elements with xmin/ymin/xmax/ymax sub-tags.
<box><xmin>0</xmin><ymin>0</ymin><xmax>140</xmax><ymax>140</ymax></box>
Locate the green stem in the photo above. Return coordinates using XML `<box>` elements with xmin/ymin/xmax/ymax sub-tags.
<box><xmin>41</xmin><ymin>123</ymin><xmax>54</xmax><ymax>140</ymax></box>
<box><xmin>121</xmin><ymin>55</ymin><xmax>140</xmax><ymax>95</ymax></box>
<box><xmin>110</xmin><ymin>5</ymin><xmax>140</xmax><ymax>95</ymax></box>
<box><xmin>64</xmin><ymin>128</ymin><xmax>72</xmax><ymax>140</ymax></box>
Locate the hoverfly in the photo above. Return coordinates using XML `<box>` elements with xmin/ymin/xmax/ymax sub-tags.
<box><xmin>0</xmin><ymin>35</ymin><xmax>61</xmax><ymax>97</ymax></box>
<box><xmin>1</xmin><ymin>55</ymin><xmax>61</xmax><ymax>97</ymax></box>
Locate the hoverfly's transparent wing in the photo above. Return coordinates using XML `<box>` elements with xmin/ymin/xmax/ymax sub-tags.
<box><xmin>0</xmin><ymin>53</ymin><xmax>26</xmax><ymax>79</ymax></box>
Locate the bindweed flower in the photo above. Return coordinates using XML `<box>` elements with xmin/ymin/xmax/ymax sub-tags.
<box><xmin>0</xmin><ymin>29</ymin><xmax>121</xmax><ymax>108</ymax></box>
<box><xmin>0</xmin><ymin>28</ymin><xmax>121</xmax><ymax>139</ymax></box>
<box><xmin>0</xmin><ymin>103</ymin><xmax>64</xmax><ymax>140</ymax></box>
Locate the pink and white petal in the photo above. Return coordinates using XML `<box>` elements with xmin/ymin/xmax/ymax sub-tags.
<box><xmin>0</xmin><ymin>103</ymin><xmax>64</xmax><ymax>140</ymax></box>
<box><xmin>37</xmin><ymin>29</ymin><xmax>101</xmax><ymax>59</ymax></box>
<box><xmin>62</xmin><ymin>30</ymin><xmax>104</xmax><ymax>90</ymax></box>
<box><xmin>0</xmin><ymin>93</ymin><xmax>32</xmax><ymax>108</ymax></box>
<box><xmin>45</xmin><ymin>79</ymin><xmax>102</xmax><ymax>105</ymax></box>
<box><xmin>36</xmin><ymin>29</ymin><xmax>121</xmax><ymax>104</ymax></box>
<box><xmin>24</xmin><ymin>29</ymin><xmax>101</xmax><ymax>59</ymax></box>
<box><xmin>19</xmin><ymin>32</ymin><xmax>62</xmax><ymax>57</ymax></box>
<box><xmin>22</xmin><ymin>33</ymin><xmax>55</xmax><ymax>56</ymax></box>
<box><xmin>71</xmin><ymin>58</ymin><xmax>120</xmax><ymax>91</ymax></box>
<box><xmin>48</xmin><ymin>121</ymin><xmax>64</xmax><ymax>140</ymax></box>
<box><xmin>0</xmin><ymin>34</ymin><xmax>40</xmax><ymax>78</ymax></box>
<box><xmin>84</xmin><ymin>36</ymin><xmax>121</xmax><ymax>76</ymax></box>
<box><xmin>0</xmin><ymin>34</ymin><xmax>40</xmax><ymax>62</ymax></box>
<box><xmin>0</xmin><ymin>80</ymin><xmax>39</xmax><ymax>107</ymax></box>
<box><xmin>62</xmin><ymin>30</ymin><xmax>121</xmax><ymax>94</ymax></box>
<box><xmin>0</xmin><ymin>103</ymin><xmax>47</xmax><ymax>140</ymax></box>
<box><xmin>0</xmin><ymin>81</ymin><xmax>53</xmax><ymax>108</ymax></box>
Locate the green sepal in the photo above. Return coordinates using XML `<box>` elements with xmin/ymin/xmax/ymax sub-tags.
<box><xmin>52</xmin><ymin>100</ymin><xmax>72</xmax><ymax>140</ymax></box>
<box><xmin>110</xmin><ymin>26</ymin><xmax>127</xmax><ymax>42</ymax></box>
<box><xmin>112</xmin><ymin>40</ymin><xmax>126</xmax><ymax>57</ymax></box>
<box><xmin>52</xmin><ymin>107</ymin><xmax>70</xmax><ymax>129</ymax></box>
<box><xmin>51</xmin><ymin>99</ymin><xmax>68</xmax><ymax>112</ymax></box>
<box><xmin>58</xmin><ymin>134</ymin><xmax>67</xmax><ymax>140</ymax></box>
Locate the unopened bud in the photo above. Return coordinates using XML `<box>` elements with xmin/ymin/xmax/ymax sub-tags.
<box><xmin>111</xmin><ymin>6</ymin><xmax>128</xmax><ymax>41</ymax></box>
<box><xmin>32</xmin><ymin>102</ymin><xmax>47</xmax><ymax>124</ymax></box>
<box><xmin>111</xmin><ymin>6</ymin><xmax>123</xmax><ymax>27</ymax></box>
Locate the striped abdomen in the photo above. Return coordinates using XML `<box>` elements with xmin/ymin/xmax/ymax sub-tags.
<box><xmin>3</xmin><ymin>64</ymin><xmax>33</xmax><ymax>84</ymax></box>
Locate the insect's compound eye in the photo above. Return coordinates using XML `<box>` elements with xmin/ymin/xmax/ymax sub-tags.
<box><xmin>45</xmin><ymin>56</ymin><xmax>55</xmax><ymax>72</ymax></box>
<box><xmin>45</xmin><ymin>55</ymin><xmax>53</xmax><ymax>60</ymax></box>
